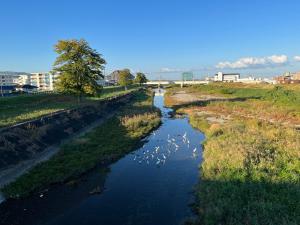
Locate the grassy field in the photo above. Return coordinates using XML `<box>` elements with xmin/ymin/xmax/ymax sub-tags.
<box><xmin>165</xmin><ymin>83</ymin><xmax>300</xmax><ymax>225</ymax></box>
<box><xmin>1</xmin><ymin>89</ymin><xmax>161</xmax><ymax>198</ymax></box>
<box><xmin>0</xmin><ymin>85</ymin><xmax>139</xmax><ymax>128</ymax></box>
<box><xmin>165</xmin><ymin>83</ymin><xmax>300</xmax><ymax>126</ymax></box>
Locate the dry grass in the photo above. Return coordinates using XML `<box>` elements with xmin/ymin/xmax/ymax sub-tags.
<box><xmin>165</xmin><ymin>83</ymin><xmax>300</xmax><ymax>225</ymax></box>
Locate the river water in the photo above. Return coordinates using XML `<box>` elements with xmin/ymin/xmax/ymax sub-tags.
<box><xmin>0</xmin><ymin>91</ymin><xmax>205</xmax><ymax>225</ymax></box>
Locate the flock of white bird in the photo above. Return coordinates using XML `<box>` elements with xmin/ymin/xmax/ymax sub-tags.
<box><xmin>132</xmin><ymin>131</ymin><xmax>199</xmax><ymax>166</ymax></box>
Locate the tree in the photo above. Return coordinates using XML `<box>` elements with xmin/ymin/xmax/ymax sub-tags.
<box><xmin>118</xmin><ymin>69</ymin><xmax>133</xmax><ymax>90</ymax></box>
<box><xmin>134</xmin><ymin>72</ymin><xmax>148</xmax><ymax>85</ymax></box>
<box><xmin>53</xmin><ymin>39</ymin><xmax>106</xmax><ymax>100</ymax></box>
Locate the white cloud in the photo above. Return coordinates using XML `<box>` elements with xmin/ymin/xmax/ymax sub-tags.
<box><xmin>294</xmin><ymin>56</ymin><xmax>300</xmax><ymax>62</ymax></box>
<box><xmin>216</xmin><ymin>55</ymin><xmax>288</xmax><ymax>69</ymax></box>
<box><xmin>159</xmin><ymin>67</ymin><xmax>184</xmax><ymax>73</ymax></box>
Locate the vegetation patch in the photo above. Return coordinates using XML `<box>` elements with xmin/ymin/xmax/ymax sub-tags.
<box><xmin>1</xmin><ymin>90</ymin><xmax>161</xmax><ymax>199</ymax></box>
<box><xmin>165</xmin><ymin>83</ymin><xmax>300</xmax><ymax>225</ymax></box>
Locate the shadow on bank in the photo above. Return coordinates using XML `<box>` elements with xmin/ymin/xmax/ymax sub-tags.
<box><xmin>186</xmin><ymin>177</ymin><xmax>300</xmax><ymax>225</ymax></box>
<box><xmin>169</xmin><ymin>96</ymin><xmax>261</xmax><ymax>113</ymax></box>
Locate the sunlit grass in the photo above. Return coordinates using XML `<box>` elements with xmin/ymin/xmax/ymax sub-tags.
<box><xmin>0</xmin><ymin>86</ymin><xmax>139</xmax><ymax>128</ymax></box>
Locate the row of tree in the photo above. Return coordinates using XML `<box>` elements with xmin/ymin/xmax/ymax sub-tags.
<box><xmin>118</xmin><ymin>69</ymin><xmax>148</xmax><ymax>90</ymax></box>
<box><xmin>52</xmin><ymin>39</ymin><xmax>148</xmax><ymax>98</ymax></box>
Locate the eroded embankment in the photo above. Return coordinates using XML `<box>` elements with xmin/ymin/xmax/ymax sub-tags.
<box><xmin>0</xmin><ymin>93</ymin><xmax>133</xmax><ymax>187</ymax></box>
<box><xmin>1</xmin><ymin>90</ymin><xmax>161</xmax><ymax>199</ymax></box>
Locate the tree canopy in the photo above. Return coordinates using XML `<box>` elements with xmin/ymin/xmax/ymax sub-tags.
<box><xmin>118</xmin><ymin>69</ymin><xmax>133</xmax><ymax>89</ymax></box>
<box><xmin>134</xmin><ymin>72</ymin><xmax>148</xmax><ymax>85</ymax></box>
<box><xmin>53</xmin><ymin>39</ymin><xmax>106</xmax><ymax>96</ymax></box>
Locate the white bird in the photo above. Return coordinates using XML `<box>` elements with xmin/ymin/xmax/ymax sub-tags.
<box><xmin>193</xmin><ymin>148</ymin><xmax>197</xmax><ymax>153</ymax></box>
<box><xmin>133</xmin><ymin>155</ymin><xmax>137</xmax><ymax>161</ymax></box>
<box><xmin>39</xmin><ymin>194</ymin><xmax>44</xmax><ymax>198</ymax></box>
<box><xmin>155</xmin><ymin>146</ymin><xmax>160</xmax><ymax>153</ymax></box>
<box><xmin>171</xmin><ymin>138</ymin><xmax>176</xmax><ymax>142</ymax></box>
<box><xmin>162</xmin><ymin>153</ymin><xmax>167</xmax><ymax>160</ymax></box>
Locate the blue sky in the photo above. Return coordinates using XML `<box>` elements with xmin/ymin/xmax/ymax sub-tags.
<box><xmin>1</xmin><ymin>0</ymin><xmax>300</xmax><ymax>79</ymax></box>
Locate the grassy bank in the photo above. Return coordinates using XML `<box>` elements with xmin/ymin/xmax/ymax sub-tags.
<box><xmin>165</xmin><ymin>84</ymin><xmax>300</xmax><ymax>225</ymax></box>
<box><xmin>0</xmin><ymin>85</ymin><xmax>139</xmax><ymax>128</ymax></box>
<box><xmin>1</xmin><ymin>89</ymin><xmax>161</xmax><ymax>198</ymax></box>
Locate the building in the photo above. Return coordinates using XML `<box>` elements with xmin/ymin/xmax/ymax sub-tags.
<box><xmin>0</xmin><ymin>71</ymin><xmax>23</xmax><ymax>86</ymax></box>
<box><xmin>16</xmin><ymin>84</ymin><xmax>38</xmax><ymax>93</ymax></box>
<box><xmin>107</xmin><ymin>69</ymin><xmax>135</xmax><ymax>84</ymax></box>
<box><xmin>237</xmin><ymin>76</ymin><xmax>257</xmax><ymax>83</ymax></box>
<box><xmin>292</xmin><ymin>72</ymin><xmax>300</xmax><ymax>81</ymax></box>
<box><xmin>17</xmin><ymin>74</ymin><xmax>31</xmax><ymax>85</ymax></box>
<box><xmin>30</xmin><ymin>72</ymin><xmax>59</xmax><ymax>91</ymax></box>
<box><xmin>0</xmin><ymin>71</ymin><xmax>20</xmax><ymax>95</ymax></box>
<box><xmin>274</xmin><ymin>72</ymin><xmax>300</xmax><ymax>84</ymax></box>
<box><xmin>0</xmin><ymin>71</ymin><xmax>60</xmax><ymax>94</ymax></box>
<box><xmin>214</xmin><ymin>72</ymin><xmax>240</xmax><ymax>82</ymax></box>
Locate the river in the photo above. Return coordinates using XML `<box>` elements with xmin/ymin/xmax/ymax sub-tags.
<box><xmin>0</xmin><ymin>90</ymin><xmax>205</xmax><ymax>225</ymax></box>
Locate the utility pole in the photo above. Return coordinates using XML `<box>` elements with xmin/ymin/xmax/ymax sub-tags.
<box><xmin>158</xmin><ymin>74</ymin><xmax>161</xmax><ymax>89</ymax></box>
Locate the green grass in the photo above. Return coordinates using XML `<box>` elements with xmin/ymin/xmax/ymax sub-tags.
<box><xmin>190</xmin><ymin>116</ymin><xmax>300</xmax><ymax>225</ymax></box>
<box><xmin>165</xmin><ymin>83</ymin><xmax>300</xmax><ymax>225</ymax></box>
<box><xmin>1</xmin><ymin>89</ymin><xmax>161</xmax><ymax>198</ymax></box>
<box><xmin>0</xmin><ymin>85</ymin><xmax>139</xmax><ymax>128</ymax></box>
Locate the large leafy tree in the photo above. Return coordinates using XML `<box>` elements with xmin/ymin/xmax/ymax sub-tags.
<box><xmin>53</xmin><ymin>39</ymin><xmax>106</xmax><ymax>98</ymax></box>
<box><xmin>118</xmin><ymin>69</ymin><xmax>133</xmax><ymax>90</ymax></box>
<box><xmin>134</xmin><ymin>72</ymin><xmax>148</xmax><ymax>85</ymax></box>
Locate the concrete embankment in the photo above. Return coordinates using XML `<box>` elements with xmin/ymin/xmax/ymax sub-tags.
<box><xmin>0</xmin><ymin>92</ymin><xmax>135</xmax><ymax>189</ymax></box>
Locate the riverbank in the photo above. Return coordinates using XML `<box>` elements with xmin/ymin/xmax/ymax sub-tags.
<box><xmin>1</xmin><ymin>89</ymin><xmax>161</xmax><ymax>199</ymax></box>
<box><xmin>165</xmin><ymin>84</ymin><xmax>300</xmax><ymax>225</ymax></box>
<box><xmin>0</xmin><ymin>85</ymin><xmax>139</xmax><ymax>128</ymax></box>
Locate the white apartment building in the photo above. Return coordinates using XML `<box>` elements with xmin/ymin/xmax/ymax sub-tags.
<box><xmin>214</xmin><ymin>72</ymin><xmax>240</xmax><ymax>82</ymax></box>
<box><xmin>0</xmin><ymin>73</ymin><xmax>18</xmax><ymax>86</ymax></box>
<box><xmin>0</xmin><ymin>72</ymin><xmax>60</xmax><ymax>94</ymax></box>
<box><xmin>0</xmin><ymin>72</ymin><xmax>23</xmax><ymax>94</ymax></box>
<box><xmin>17</xmin><ymin>74</ymin><xmax>31</xmax><ymax>85</ymax></box>
<box><xmin>30</xmin><ymin>72</ymin><xmax>59</xmax><ymax>91</ymax></box>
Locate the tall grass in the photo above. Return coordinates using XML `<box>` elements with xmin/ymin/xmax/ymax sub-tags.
<box><xmin>190</xmin><ymin>115</ymin><xmax>300</xmax><ymax>225</ymax></box>
<box><xmin>165</xmin><ymin>83</ymin><xmax>300</xmax><ymax>225</ymax></box>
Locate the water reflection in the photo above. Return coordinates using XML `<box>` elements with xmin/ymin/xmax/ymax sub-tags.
<box><xmin>0</xmin><ymin>90</ymin><xmax>205</xmax><ymax>225</ymax></box>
